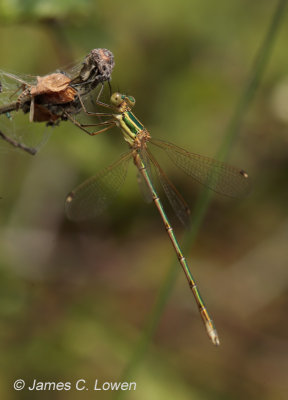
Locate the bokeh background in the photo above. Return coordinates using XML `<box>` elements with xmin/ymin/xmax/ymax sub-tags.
<box><xmin>0</xmin><ymin>0</ymin><xmax>288</xmax><ymax>399</ymax></box>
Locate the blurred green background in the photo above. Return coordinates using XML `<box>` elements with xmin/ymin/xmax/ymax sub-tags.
<box><xmin>0</xmin><ymin>0</ymin><xmax>288</xmax><ymax>399</ymax></box>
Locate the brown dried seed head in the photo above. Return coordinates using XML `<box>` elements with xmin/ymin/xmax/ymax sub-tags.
<box><xmin>31</xmin><ymin>73</ymin><xmax>71</xmax><ymax>96</ymax></box>
<box><xmin>89</xmin><ymin>48</ymin><xmax>115</xmax><ymax>75</ymax></box>
<box><xmin>38</xmin><ymin>86</ymin><xmax>77</xmax><ymax>105</ymax></box>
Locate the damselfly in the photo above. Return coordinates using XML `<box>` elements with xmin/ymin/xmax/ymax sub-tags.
<box><xmin>65</xmin><ymin>93</ymin><xmax>249</xmax><ymax>346</ymax></box>
<box><xmin>0</xmin><ymin>48</ymin><xmax>114</xmax><ymax>154</ymax></box>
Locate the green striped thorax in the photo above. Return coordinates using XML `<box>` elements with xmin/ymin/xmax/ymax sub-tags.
<box><xmin>110</xmin><ymin>92</ymin><xmax>146</xmax><ymax>147</ymax></box>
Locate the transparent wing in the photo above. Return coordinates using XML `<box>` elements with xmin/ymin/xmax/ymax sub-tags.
<box><xmin>0</xmin><ymin>70</ymin><xmax>35</xmax><ymax>109</ymax></box>
<box><xmin>60</xmin><ymin>49</ymin><xmax>114</xmax><ymax>81</ymax></box>
<box><xmin>53</xmin><ymin>56</ymin><xmax>85</xmax><ymax>80</ymax></box>
<box><xmin>0</xmin><ymin>107</ymin><xmax>53</xmax><ymax>155</ymax></box>
<box><xmin>0</xmin><ymin>70</ymin><xmax>53</xmax><ymax>153</ymax></box>
<box><xmin>0</xmin><ymin>48</ymin><xmax>114</xmax><ymax>108</ymax></box>
<box><xmin>137</xmin><ymin>171</ymin><xmax>153</xmax><ymax>204</ymax></box>
<box><xmin>146</xmin><ymin>148</ymin><xmax>190</xmax><ymax>227</ymax></box>
<box><xmin>0</xmin><ymin>65</ymin><xmax>80</xmax><ymax>153</ymax></box>
<box><xmin>0</xmin><ymin>120</ymin><xmax>52</xmax><ymax>155</ymax></box>
<box><xmin>0</xmin><ymin>49</ymin><xmax>114</xmax><ymax>154</ymax></box>
<box><xmin>150</xmin><ymin>139</ymin><xmax>250</xmax><ymax>198</ymax></box>
<box><xmin>0</xmin><ymin>53</ymin><xmax>106</xmax><ymax>98</ymax></box>
<box><xmin>137</xmin><ymin>148</ymin><xmax>154</xmax><ymax>204</ymax></box>
<box><xmin>65</xmin><ymin>152</ymin><xmax>132</xmax><ymax>221</ymax></box>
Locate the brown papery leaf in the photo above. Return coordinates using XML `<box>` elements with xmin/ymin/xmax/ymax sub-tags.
<box><xmin>38</xmin><ymin>86</ymin><xmax>77</xmax><ymax>104</ymax></box>
<box><xmin>31</xmin><ymin>73</ymin><xmax>71</xmax><ymax>96</ymax></box>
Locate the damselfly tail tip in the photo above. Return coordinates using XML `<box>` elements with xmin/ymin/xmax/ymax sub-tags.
<box><xmin>65</xmin><ymin>192</ymin><xmax>74</xmax><ymax>204</ymax></box>
<box><xmin>240</xmin><ymin>169</ymin><xmax>249</xmax><ymax>179</ymax></box>
<box><xmin>206</xmin><ymin>323</ymin><xmax>220</xmax><ymax>346</ymax></box>
<box><xmin>211</xmin><ymin>334</ymin><xmax>220</xmax><ymax>346</ymax></box>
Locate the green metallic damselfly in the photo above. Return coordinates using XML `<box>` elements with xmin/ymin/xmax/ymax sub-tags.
<box><xmin>65</xmin><ymin>93</ymin><xmax>249</xmax><ymax>346</ymax></box>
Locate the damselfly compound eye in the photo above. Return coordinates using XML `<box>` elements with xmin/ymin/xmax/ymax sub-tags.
<box><xmin>127</xmin><ymin>95</ymin><xmax>136</xmax><ymax>107</ymax></box>
<box><xmin>110</xmin><ymin>92</ymin><xmax>123</xmax><ymax>106</ymax></box>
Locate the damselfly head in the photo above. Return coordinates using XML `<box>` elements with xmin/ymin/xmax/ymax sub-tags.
<box><xmin>110</xmin><ymin>92</ymin><xmax>136</xmax><ymax>109</ymax></box>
